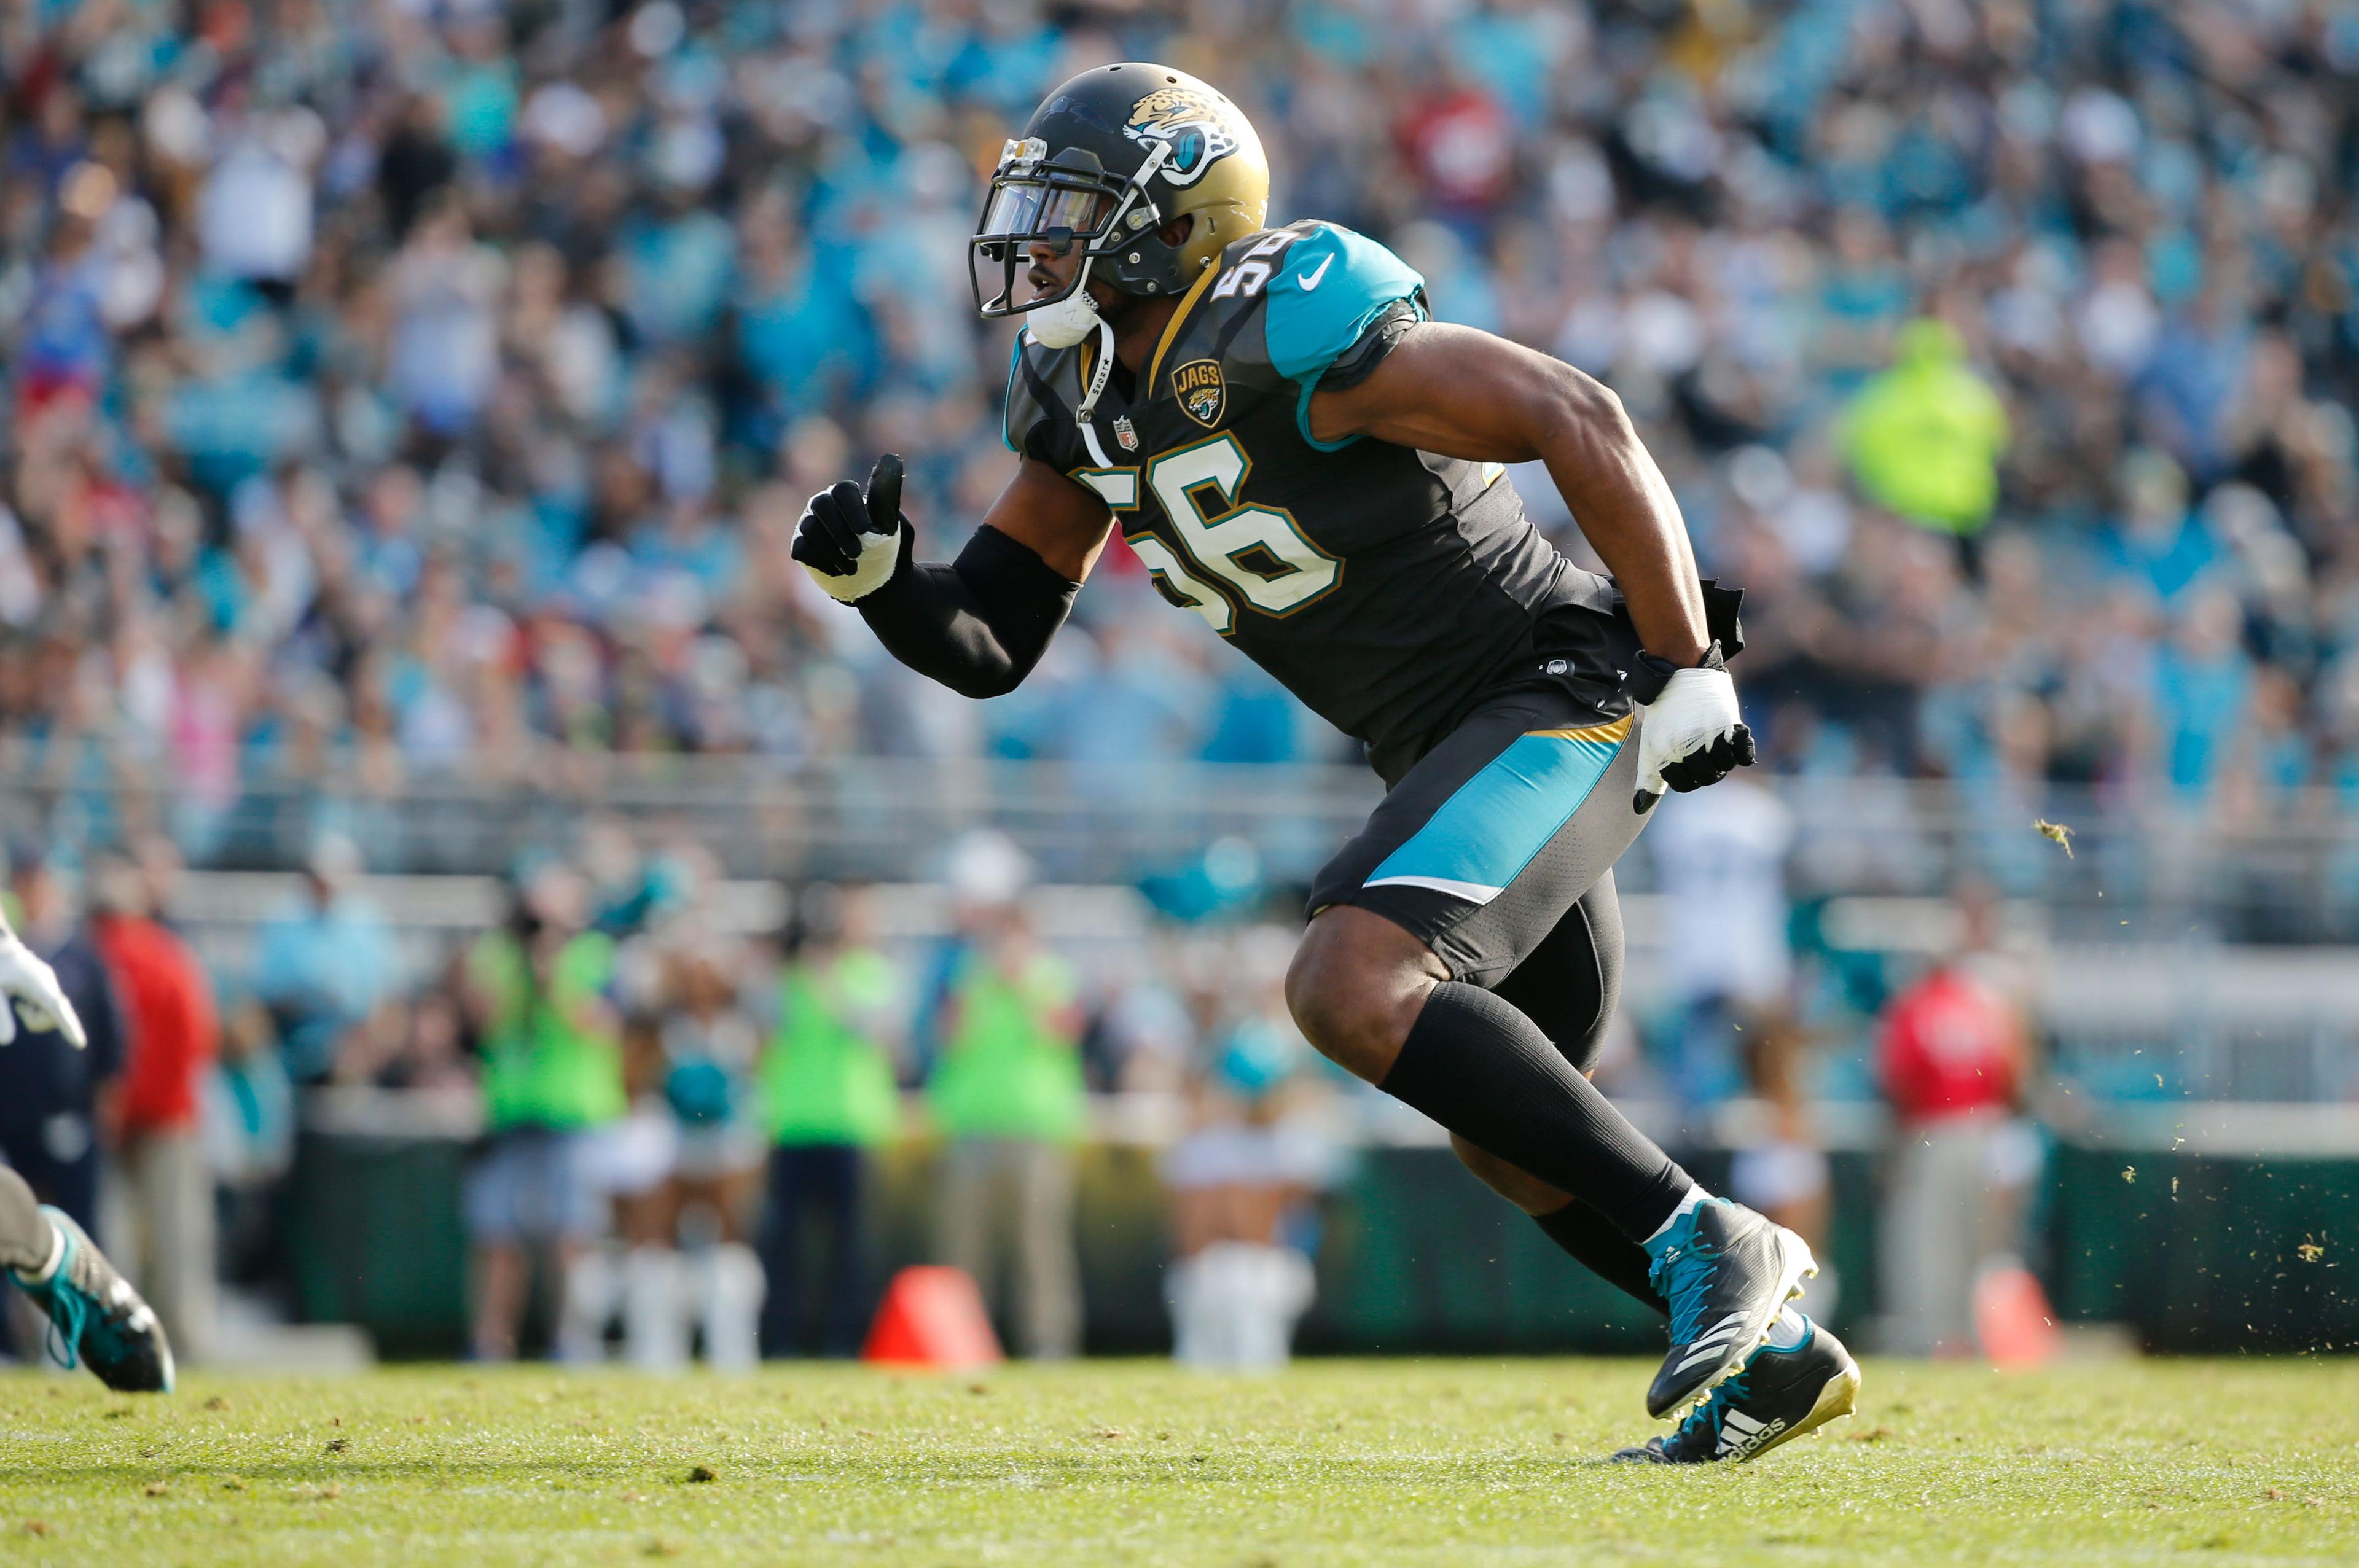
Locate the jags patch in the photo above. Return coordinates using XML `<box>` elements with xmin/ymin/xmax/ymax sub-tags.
<box><xmin>1172</xmin><ymin>359</ymin><xmax>1226</xmax><ymax>427</ymax></box>
<box><xmin>1125</xmin><ymin>87</ymin><xmax>1242</xmax><ymax>188</ymax></box>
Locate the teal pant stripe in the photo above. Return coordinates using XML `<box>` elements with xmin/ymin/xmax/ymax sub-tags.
<box><xmin>1365</xmin><ymin>730</ymin><xmax>1625</xmax><ymax>895</ymax></box>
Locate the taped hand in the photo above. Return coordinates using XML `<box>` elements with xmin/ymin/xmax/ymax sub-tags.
<box><xmin>1631</xmin><ymin>645</ymin><xmax>1756</xmax><ymax>814</ymax></box>
<box><xmin>792</xmin><ymin>453</ymin><xmax>910</xmax><ymax>604</ymax></box>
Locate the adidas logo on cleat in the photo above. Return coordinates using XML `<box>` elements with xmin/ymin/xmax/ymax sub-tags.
<box><xmin>1717</xmin><ymin>1410</ymin><xmax>1788</xmax><ymax>1459</ymax></box>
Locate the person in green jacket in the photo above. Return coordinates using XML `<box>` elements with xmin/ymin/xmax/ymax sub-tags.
<box><xmin>755</xmin><ymin>884</ymin><xmax>902</xmax><ymax>1356</ymax></box>
<box><xmin>460</xmin><ymin>867</ymin><xmax>624</xmax><ymax>1362</ymax></box>
<box><xmin>926</xmin><ymin>903</ymin><xmax>1086</xmax><ymax>1359</ymax></box>
<box><xmin>1841</xmin><ymin>316</ymin><xmax>2010</xmax><ymax>555</ymax></box>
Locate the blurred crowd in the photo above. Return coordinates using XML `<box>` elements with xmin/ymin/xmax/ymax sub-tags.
<box><xmin>0</xmin><ymin>0</ymin><xmax>2351</xmax><ymax>864</ymax></box>
<box><xmin>0</xmin><ymin>798</ymin><xmax>2056</xmax><ymax>1366</ymax></box>
<box><xmin>0</xmin><ymin>824</ymin><xmax>1354</xmax><ymax>1367</ymax></box>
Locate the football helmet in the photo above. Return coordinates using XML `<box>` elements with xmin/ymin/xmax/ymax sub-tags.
<box><xmin>971</xmin><ymin>63</ymin><xmax>1269</xmax><ymax>322</ymax></box>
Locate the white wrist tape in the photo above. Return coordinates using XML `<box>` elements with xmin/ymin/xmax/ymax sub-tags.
<box><xmin>1634</xmin><ymin>665</ymin><xmax>1742</xmax><ymax>803</ymax></box>
<box><xmin>807</xmin><ymin>523</ymin><xmax>902</xmax><ymax>604</ymax></box>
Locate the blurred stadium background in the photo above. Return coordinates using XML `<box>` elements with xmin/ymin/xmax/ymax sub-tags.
<box><xmin>1</xmin><ymin>0</ymin><xmax>2357</xmax><ymax>1371</ymax></box>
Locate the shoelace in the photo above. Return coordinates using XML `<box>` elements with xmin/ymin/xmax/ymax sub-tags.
<box><xmin>1675</xmin><ymin>1370</ymin><xmax>1747</xmax><ymax>1449</ymax></box>
<box><xmin>37</xmin><ymin>1265</ymin><xmax>89</xmax><ymax>1372</ymax></box>
<box><xmin>1655</xmin><ymin>1236</ymin><xmax>1722</xmax><ymax>1343</ymax></box>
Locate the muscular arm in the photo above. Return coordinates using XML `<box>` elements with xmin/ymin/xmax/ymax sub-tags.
<box><xmin>1309</xmin><ymin>322</ymin><xmax>1710</xmax><ymax>666</ymax></box>
<box><xmin>806</xmin><ymin>455</ymin><xmax>1115</xmax><ymax>700</ymax></box>
<box><xmin>978</xmin><ymin>454</ymin><xmax>1121</xmax><ymax>583</ymax></box>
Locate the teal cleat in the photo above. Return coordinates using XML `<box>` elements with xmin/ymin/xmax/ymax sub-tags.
<box><xmin>1644</xmin><ymin>1198</ymin><xmax>1816</xmax><ymax>1419</ymax></box>
<box><xmin>1613</xmin><ymin>1315</ymin><xmax>1861</xmax><ymax>1464</ymax></box>
<box><xmin>10</xmin><ymin>1207</ymin><xmax>174</xmax><ymax>1393</ymax></box>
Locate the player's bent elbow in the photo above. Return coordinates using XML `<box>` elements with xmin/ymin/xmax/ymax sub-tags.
<box><xmin>939</xmin><ymin>664</ymin><xmax>1022</xmax><ymax>701</ymax></box>
<box><xmin>1555</xmin><ymin>362</ymin><xmax>1633</xmax><ymax>440</ymax></box>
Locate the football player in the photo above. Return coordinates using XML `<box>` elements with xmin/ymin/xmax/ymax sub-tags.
<box><xmin>0</xmin><ymin>912</ymin><xmax>174</xmax><ymax>1391</ymax></box>
<box><xmin>795</xmin><ymin>64</ymin><xmax>1856</xmax><ymax>1456</ymax></box>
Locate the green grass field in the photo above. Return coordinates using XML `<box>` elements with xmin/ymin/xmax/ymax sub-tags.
<box><xmin>1</xmin><ymin>1359</ymin><xmax>2353</xmax><ymax>1566</ymax></box>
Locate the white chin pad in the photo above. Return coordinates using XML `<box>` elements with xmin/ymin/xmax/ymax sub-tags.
<box><xmin>1028</xmin><ymin>288</ymin><xmax>1100</xmax><ymax>350</ymax></box>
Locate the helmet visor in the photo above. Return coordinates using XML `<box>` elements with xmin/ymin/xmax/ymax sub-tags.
<box><xmin>979</xmin><ymin>181</ymin><xmax>1114</xmax><ymax>244</ymax></box>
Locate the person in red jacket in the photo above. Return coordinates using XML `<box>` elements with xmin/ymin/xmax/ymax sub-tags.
<box><xmin>1874</xmin><ymin>886</ymin><xmax>2040</xmax><ymax>1357</ymax></box>
<box><xmin>88</xmin><ymin>854</ymin><xmax>218</xmax><ymax>1363</ymax></box>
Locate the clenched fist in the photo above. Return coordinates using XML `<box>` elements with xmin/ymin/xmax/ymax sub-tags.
<box><xmin>1631</xmin><ymin>644</ymin><xmax>1756</xmax><ymax>814</ymax></box>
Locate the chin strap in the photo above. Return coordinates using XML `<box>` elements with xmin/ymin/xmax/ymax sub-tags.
<box><xmin>1071</xmin><ymin>140</ymin><xmax>1176</xmax><ymax>427</ymax></box>
<box><xmin>1029</xmin><ymin>260</ymin><xmax>1117</xmax><ymax>426</ymax></box>
<box><xmin>1021</xmin><ymin>137</ymin><xmax>1175</xmax><ymax>425</ymax></box>
<box><xmin>1027</xmin><ymin>243</ymin><xmax>1103</xmax><ymax>345</ymax></box>
<box><xmin>1076</xmin><ymin>312</ymin><xmax>1117</xmax><ymax>425</ymax></box>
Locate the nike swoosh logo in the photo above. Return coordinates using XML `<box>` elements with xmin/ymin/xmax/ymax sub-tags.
<box><xmin>1298</xmin><ymin>254</ymin><xmax>1335</xmax><ymax>291</ymax></box>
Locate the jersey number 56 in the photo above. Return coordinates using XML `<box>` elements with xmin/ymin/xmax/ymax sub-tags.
<box><xmin>1210</xmin><ymin>230</ymin><xmax>1297</xmax><ymax>301</ymax></box>
<box><xmin>1129</xmin><ymin>433</ymin><xmax>1339</xmax><ymax>634</ymax></box>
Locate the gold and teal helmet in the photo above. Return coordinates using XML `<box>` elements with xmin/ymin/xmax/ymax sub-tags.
<box><xmin>971</xmin><ymin>63</ymin><xmax>1269</xmax><ymax>319</ymax></box>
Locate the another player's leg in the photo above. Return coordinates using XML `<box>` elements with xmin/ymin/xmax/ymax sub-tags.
<box><xmin>0</xmin><ymin>1163</ymin><xmax>174</xmax><ymax>1392</ymax></box>
<box><xmin>1290</xmin><ymin>691</ymin><xmax>1813</xmax><ymax>1416</ymax></box>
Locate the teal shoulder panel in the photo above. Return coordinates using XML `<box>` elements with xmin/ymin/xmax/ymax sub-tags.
<box><xmin>1263</xmin><ymin>224</ymin><xmax>1426</xmax><ymax>451</ymax></box>
<box><xmin>1263</xmin><ymin>224</ymin><xmax>1426</xmax><ymax>386</ymax></box>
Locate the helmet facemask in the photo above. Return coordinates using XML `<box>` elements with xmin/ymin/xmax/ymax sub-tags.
<box><xmin>970</xmin><ymin>138</ymin><xmax>1175</xmax><ymax>322</ymax></box>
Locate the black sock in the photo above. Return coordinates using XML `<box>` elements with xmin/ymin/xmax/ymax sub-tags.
<box><xmin>1535</xmin><ymin>1199</ymin><xmax>1664</xmax><ymax>1316</ymax></box>
<box><xmin>0</xmin><ymin>1165</ymin><xmax>55</xmax><ymax>1275</ymax></box>
<box><xmin>1380</xmin><ymin>982</ymin><xmax>1692</xmax><ymax>1243</ymax></box>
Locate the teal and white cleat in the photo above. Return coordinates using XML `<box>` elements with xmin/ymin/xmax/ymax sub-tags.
<box><xmin>1613</xmin><ymin>1314</ymin><xmax>1861</xmax><ymax>1464</ymax></box>
<box><xmin>1643</xmin><ymin>1198</ymin><xmax>1816</xmax><ymax>1419</ymax></box>
<box><xmin>10</xmin><ymin>1207</ymin><xmax>174</xmax><ymax>1393</ymax></box>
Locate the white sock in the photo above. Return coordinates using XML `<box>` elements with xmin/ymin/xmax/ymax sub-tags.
<box><xmin>624</xmin><ymin>1246</ymin><xmax>689</xmax><ymax>1372</ymax></box>
<box><xmin>1766</xmin><ymin>1304</ymin><xmax>1809</xmax><ymax>1350</ymax></box>
<box><xmin>557</xmin><ymin>1246</ymin><xmax>620</xmax><ymax>1363</ymax></box>
<box><xmin>1643</xmin><ymin>1186</ymin><xmax>1711</xmax><ymax>1246</ymax></box>
<box><xmin>699</xmin><ymin>1244</ymin><xmax>765</xmax><ymax>1373</ymax></box>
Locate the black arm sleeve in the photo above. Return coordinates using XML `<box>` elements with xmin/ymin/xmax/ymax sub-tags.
<box><xmin>1316</xmin><ymin>296</ymin><xmax>1425</xmax><ymax>394</ymax></box>
<box><xmin>855</xmin><ymin>524</ymin><xmax>1081</xmax><ymax>700</ymax></box>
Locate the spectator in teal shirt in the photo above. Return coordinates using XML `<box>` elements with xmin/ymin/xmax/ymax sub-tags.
<box><xmin>251</xmin><ymin>834</ymin><xmax>398</xmax><ymax>1083</ymax></box>
<box><xmin>2153</xmin><ymin>588</ymin><xmax>2253</xmax><ymax>800</ymax></box>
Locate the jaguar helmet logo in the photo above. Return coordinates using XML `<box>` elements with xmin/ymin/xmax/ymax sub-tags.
<box><xmin>1124</xmin><ymin>87</ymin><xmax>1242</xmax><ymax>187</ymax></box>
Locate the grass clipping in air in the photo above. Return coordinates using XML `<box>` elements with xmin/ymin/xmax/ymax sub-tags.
<box><xmin>3</xmin><ymin>1360</ymin><xmax>2357</xmax><ymax>1565</ymax></box>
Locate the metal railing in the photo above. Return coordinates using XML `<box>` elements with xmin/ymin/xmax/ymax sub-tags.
<box><xmin>10</xmin><ymin>751</ymin><xmax>2359</xmax><ymax>937</ymax></box>
<box><xmin>2</xmin><ymin>749</ymin><xmax>1382</xmax><ymax>884</ymax></box>
<box><xmin>14</xmin><ymin>744</ymin><xmax>2359</xmax><ymax>1101</ymax></box>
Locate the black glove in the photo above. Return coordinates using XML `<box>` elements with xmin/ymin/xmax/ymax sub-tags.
<box><xmin>1630</xmin><ymin>644</ymin><xmax>1757</xmax><ymax>814</ymax></box>
<box><xmin>791</xmin><ymin>453</ymin><xmax>910</xmax><ymax>602</ymax></box>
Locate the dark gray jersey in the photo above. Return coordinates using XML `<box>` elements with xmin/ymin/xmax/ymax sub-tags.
<box><xmin>1005</xmin><ymin>220</ymin><xmax>1636</xmax><ymax>784</ymax></box>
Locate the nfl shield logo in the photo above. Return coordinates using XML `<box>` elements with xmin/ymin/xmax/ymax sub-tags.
<box><xmin>1113</xmin><ymin>416</ymin><xmax>1139</xmax><ymax>452</ymax></box>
